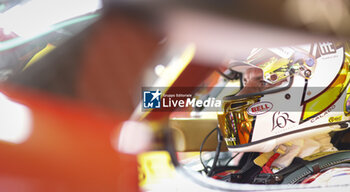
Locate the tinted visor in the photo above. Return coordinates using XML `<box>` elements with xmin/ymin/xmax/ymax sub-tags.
<box><xmin>218</xmin><ymin>97</ymin><xmax>259</xmax><ymax>146</ymax></box>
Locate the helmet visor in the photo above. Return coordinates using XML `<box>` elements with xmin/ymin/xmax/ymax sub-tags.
<box><xmin>218</xmin><ymin>96</ymin><xmax>259</xmax><ymax>146</ymax></box>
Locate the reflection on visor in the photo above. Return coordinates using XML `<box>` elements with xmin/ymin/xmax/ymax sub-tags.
<box><xmin>218</xmin><ymin>97</ymin><xmax>259</xmax><ymax>147</ymax></box>
<box><xmin>230</xmin><ymin>47</ymin><xmax>316</xmax><ymax>85</ymax></box>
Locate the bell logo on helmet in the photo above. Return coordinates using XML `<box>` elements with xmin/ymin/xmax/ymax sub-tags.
<box><xmin>247</xmin><ymin>101</ymin><xmax>273</xmax><ymax>116</ymax></box>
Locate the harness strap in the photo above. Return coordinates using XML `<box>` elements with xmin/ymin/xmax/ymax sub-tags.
<box><xmin>280</xmin><ymin>150</ymin><xmax>350</xmax><ymax>184</ymax></box>
<box><xmin>261</xmin><ymin>153</ymin><xmax>281</xmax><ymax>174</ymax></box>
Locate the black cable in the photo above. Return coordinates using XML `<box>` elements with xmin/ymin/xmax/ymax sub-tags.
<box><xmin>164</xmin><ymin>125</ymin><xmax>237</xmax><ymax>191</ymax></box>
<box><xmin>164</xmin><ymin>124</ymin><xmax>259</xmax><ymax>190</ymax></box>
<box><xmin>207</xmin><ymin>127</ymin><xmax>223</xmax><ymax>177</ymax></box>
<box><xmin>199</xmin><ymin>127</ymin><xmax>218</xmax><ymax>174</ymax></box>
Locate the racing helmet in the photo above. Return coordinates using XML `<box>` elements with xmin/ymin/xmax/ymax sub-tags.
<box><xmin>217</xmin><ymin>41</ymin><xmax>350</xmax><ymax>153</ymax></box>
